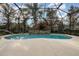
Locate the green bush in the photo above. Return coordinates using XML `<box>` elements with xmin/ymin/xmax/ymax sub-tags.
<box><xmin>0</xmin><ymin>31</ymin><xmax>10</xmax><ymax>36</ymax></box>
<box><xmin>29</xmin><ymin>30</ymin><xmax>50</xmax><ymax>34</ymax></box>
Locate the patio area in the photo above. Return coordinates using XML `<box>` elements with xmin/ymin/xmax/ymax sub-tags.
<box><xmin>0</xmin><ymin>36</ymin><xmax>79</xmax><ymax>56</ymax></box>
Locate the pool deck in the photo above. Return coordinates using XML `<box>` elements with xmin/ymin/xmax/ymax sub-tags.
<box><xmin>0</xmin><ymin>35</ymin><xmax>79</xmax><ymax>56</ymax></box>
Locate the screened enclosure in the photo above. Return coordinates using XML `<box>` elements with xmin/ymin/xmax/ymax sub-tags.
<box><xmin>0</xmin><ymin>3</ymin><xmax>79</xmax><ymax>35</ymax></box>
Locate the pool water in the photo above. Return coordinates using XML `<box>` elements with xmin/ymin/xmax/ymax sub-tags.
<box><xmin>5</xmin><ymin>34</ymin><xmax>72</xmax><ymax>40</ymax></box>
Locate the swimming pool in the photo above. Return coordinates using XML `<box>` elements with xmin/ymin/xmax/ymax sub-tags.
<box><xmin>5</xmin><ymin>34</ymin><xmax>72</xmax><ymax>40</ymax></box>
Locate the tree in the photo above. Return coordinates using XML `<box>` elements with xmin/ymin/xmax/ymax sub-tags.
<box><xmin>67</xmin><ymin>5</ymin><xmax>79</xmax><ymax>30</ymax></box>
<box><xmin>21</xmin><ymin>8</ymin><xmax>32</xmax><ymax>33</ymax></box>
<box><xmin>0</xmin><ymin>3</ymin><xmax>15</xmax><ymax>31</ymax></box>
<box><xmin>13</xmin><ymin>3</ymin><xmax>29</xmax><ymax>33</ymax></box>
<box><xmin>47</xmin><ymin>8</ymin><xmax>58</xmax><ymax>32</ymax></box>
<box><xmin>24</xmin><ymin>3</ymin><xmax>44</xmax><ymax>31</ymax></box>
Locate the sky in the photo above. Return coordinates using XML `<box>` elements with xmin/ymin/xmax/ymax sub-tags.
<box><xmin>26</xmin><ymin>3</ymin><xmax>79</xmax><ymax>25</ymax></box>
<box><xmin>9</xmin><ymin>3</ymin><xmax>79</xmax><ymax>18</ymax></box>
<box><xmin>0</xmin><ymin>3</ymin><xmax>79</xmax><ymax>25</ymax></box>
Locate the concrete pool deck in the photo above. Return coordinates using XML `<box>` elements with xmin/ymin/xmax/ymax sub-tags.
<box><xmin>0</xmin><ymin>35</ymin><xmax>79</xmax><ymax>56</ymax></box>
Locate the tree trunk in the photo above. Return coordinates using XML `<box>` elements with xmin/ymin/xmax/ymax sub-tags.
<box><xmin>6</xmin><ymin>14</ymin><xmax>10</xmax><ymax>31</ymax></box>
<box><xmin>23</xmin><ymin>20</ymin><xmax>26</xmax><ymax>33</ymax></box>
<box><xmin>69</xmin><ymin>14</ymin><xmax>72</xmax><ymax>34</ymax></box>
<box><xmin>18</xmin><ymin>18</ymin><xmax>20</xmax><ymax>33</ymax></box>
<box><xmin>50</xmin><ymin>20</ymin><xmax>53</xmax><ymax>33</ymax></box>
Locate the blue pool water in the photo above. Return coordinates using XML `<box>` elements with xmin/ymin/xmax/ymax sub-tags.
<box><xmin>5</xmin><ymin>34</ymin><xmax>72</xmax><ymax>40</ymax></box>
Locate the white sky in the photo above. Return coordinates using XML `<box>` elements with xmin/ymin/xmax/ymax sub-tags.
<box><xmin>0</xmin><ymin>3</ymin><xmax>79</xmax><ymax>25</ymax></box>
